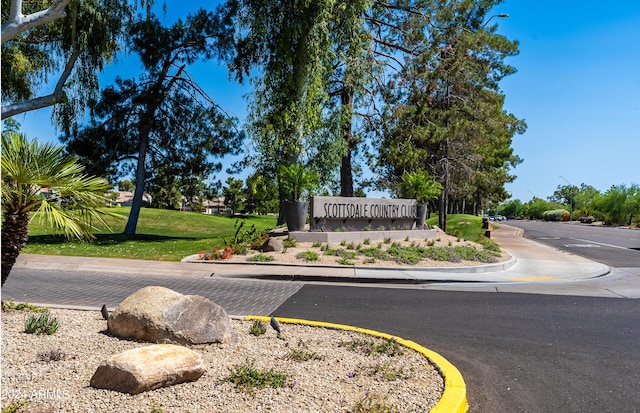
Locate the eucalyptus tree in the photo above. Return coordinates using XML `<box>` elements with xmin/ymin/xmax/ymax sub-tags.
<box><xmin>598</xmin><ymin>184</ymin><xmax>640</xmax><ymax>226</ymax></box>
<box><xmin>228</xmin><ymin>0</ymin><xmax>335</xmax><ymax>222</ymax></box>
<box><xmin>1</xmin><ymin>132</ymin><xmax>113</xmax><ymax>286</ymax></box>
<box><xmin>377</xmin><ymin>0</ymin><xmax>525</xmax><ymax>230</ymax></box>
<box><xmin>63</xmin><ymin>8</ymin><xmax>243</xmax><ymax>235</ymax></box>
<box><xmin>572</xmin><ymin>184</ymin><xmax>601</xmax><ymax>218</ymax></box>
<box><xmin>1</xmin><ymin>0</ymin><xmax>135</xmax><ymax>126</ymax></box>
<box><xmin>326</xmin><ymin>0</ymin><xmax>424</xmax><ymax>196</ymax></box>
<box><xmin>229</xmin><ymin>0</ymin><xmax>440</xmax><ymax>202</ymax></box>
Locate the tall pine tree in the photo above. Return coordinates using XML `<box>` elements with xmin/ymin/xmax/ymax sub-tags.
<box><xmin>63</xmin><ymin>7</ymin><xmax>243</xmax><ymax>234</ymax></box>
<box><xmin>377</xmin><ymin>0</ymin><xmax>525</xmax><ymax>230</ymax></box>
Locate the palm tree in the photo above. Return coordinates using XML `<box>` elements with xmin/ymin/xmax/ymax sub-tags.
<box><xmin>1</xmin><ymin>132</ymin><xmax>115</xmax><ymax>286</ymax></box>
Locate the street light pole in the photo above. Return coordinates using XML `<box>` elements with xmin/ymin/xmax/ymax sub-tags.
<box><xmin>560</xmin><ymin>176</ymin><xmax>573</xmax><ymax>222</ymax></box>
<box><xmin>481</xmin><ymin>13</ymin><xmax>509</xmax><ymax>29</ymax></box>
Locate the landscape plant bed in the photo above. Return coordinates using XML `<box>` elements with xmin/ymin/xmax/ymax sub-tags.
<box><xmin>1</xmin><ymin>308</ymin><xmax>444</xmax><ymax>413</ymax></box>
<box><xmin>186</xmin><ymin>227</ymin><xmax>509</xmax><ymax>268</ymax></box>
<box><xmin>289</xmin><ymin>228</ymin><xmax>438</xmax><ymax>243</ymax></box>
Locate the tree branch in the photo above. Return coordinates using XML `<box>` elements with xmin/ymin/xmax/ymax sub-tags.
<box><xmin>371</xmin><ymin>49</ymin><xmax>405</xmax><ymax>70</ymax></box>
<box><xmin>364</xmin><ymin>14</ymin><xmax>408</xmax><ymax>36</ymax></box>
<box><xmin>1</xmin><ymin>2</ymin><xmax>79</xmax><ymax>119</ymax></box>
<box><xmin>1</xmin><ymin>0</ymin><xmax>70</xmax><ymax>44</ymax></box>
<box><xmin>370</xmin><ymin>34</ymin><xmax>418</xmax><ymax>55</ymax></box>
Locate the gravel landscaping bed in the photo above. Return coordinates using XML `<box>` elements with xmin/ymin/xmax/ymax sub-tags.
<box><xmin>190</xmin><ymin>227</ymin><xmax>510</xmax><ymax>269</ymax></box>
<box><xmin>2</xmin><ymin>308</ymin><xmax>444</xmax><ymax>412</ymax></box>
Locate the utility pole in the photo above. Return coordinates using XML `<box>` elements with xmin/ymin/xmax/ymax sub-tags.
<box><xmin>560</xmin><ymin>176</ymin><xmax>573</xmax><ymax>222</ymax></box>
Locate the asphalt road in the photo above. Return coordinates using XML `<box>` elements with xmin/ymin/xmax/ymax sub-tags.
<box><xmin>503</xmin><ymin>220</ymin><xmax>640</xmax><ymax>268</ymax></box>
<box><xmin>273</xmin><ymin>285</ymin><xmax>640</xmax><ymax>413</ymax></box>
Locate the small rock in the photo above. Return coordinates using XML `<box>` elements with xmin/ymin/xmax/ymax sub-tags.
<box><xmin>89</xmin><ymin>344</ymin><xmax>204</xmax><ymax>394</ymax></box>
<box><xmin>262</xmin><ymin>238</ymin><xmax>284</xmax><ymax>252</ymax></box>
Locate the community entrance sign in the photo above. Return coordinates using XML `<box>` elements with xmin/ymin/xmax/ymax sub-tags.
<box><xmin>310</xmin><ymin>196</ymin><xmax>418</xmax><ymax>231</ymax></box>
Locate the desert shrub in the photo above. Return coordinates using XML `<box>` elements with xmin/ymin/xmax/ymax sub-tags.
<box><xmin>1</xmin><ymin>299</ymin><xmax>48</xmax><ymax>312</ymax></box>
<box><xmin>201</xmin><ymin>246</ymin><xmax>234</xmax><ymax>260</ymax></box>
<box><xmin>24</xmin><ymin>313</ymin><xmax>59</xmax><ymax>335</ymax></box>
<box><xmin>225</xmin><ymin>220</ymin><xmax>269</xmax><ymax>253</ymax></box>
<box><xmin>282</xmin><ymin>237</ymin><xmax>297</xmax><ymax>248</ymax></box>
<box><xmin>223</xmin><ymin>358</ymin><xmax>288</xmax><ymax>394</ymax></box>
<box><xmin>37</xmin><ymin>348</ymin><xmax>67</xmax><ymax>362</ymax></box>
<box><xmin>296</xmin><ymin>251</ymin><xmax>319</xmax><ymax>261</ymax></box>
<box><xmin>339</xmin><ymin>337</ymin><xmax>404</xmax><ymax>357</ymax></box>
<box><xmin>249</xmin><ymin>320</ymin><xmax>267</xmax><ymax>336</ymax></box>
<box><xmin>337</xmin><ymin>257</ymin><xmax>356</xmax><ymax>266</ymax></box>
<box><xmin>543</xmin><ymin>209</ymin><xmax>570</xmax><ymax>221</ymax></box>
<box><xmin>2</xmin><ymin>401</ymin><xmax>29</xmax><ymax>413</ymax></box>
<box><xmin>247</xmin><ymin>253</ymin><xmax>274</xmax><ymax>262</ymax></box>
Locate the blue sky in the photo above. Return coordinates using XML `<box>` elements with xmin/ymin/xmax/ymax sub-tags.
<box><xmin>496</xmin><ymin>1</ymin><xmax>640</xmax><ymax>201</ymax></box>
<box><xmin>11</xmin><ymin>0</ymin><xmax>640</xmax><ymax>203</ymax></box>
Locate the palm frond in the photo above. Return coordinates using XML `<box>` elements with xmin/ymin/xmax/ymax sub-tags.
<box><xmin>2</xmin><ymin>132</ymin><xmax>118</xmax><ymax>241</ymax></box>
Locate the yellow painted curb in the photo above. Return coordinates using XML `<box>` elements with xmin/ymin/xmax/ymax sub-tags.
<box><xmin>246</xmin><ymin>315</ymin><xmax>468</xmax><ymax>413</ymax></box>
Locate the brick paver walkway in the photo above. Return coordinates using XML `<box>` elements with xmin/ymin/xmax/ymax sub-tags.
<box><xmin>3</xmin><ymin>268</ymin><xmax>303</xmax><ymax>316</ymax></box>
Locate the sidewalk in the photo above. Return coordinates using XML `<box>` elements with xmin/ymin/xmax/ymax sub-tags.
<box><xmin>13</xmin><ymin>224</ymin><xmax>610</xmax><ymax>284</ymax></box>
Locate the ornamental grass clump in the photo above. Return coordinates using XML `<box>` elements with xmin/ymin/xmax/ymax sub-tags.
<box><xmin>247</xmin><ymin>253</ymin><xmax>274</xmax><ymax>262</ymax></box>
<box><xmin>286</xmin><ymin>348</ymin><xmax>323</xmax><ymax>362</ymax></box>
<box><xmin>337</xmin><ymin>257</ymin><xmax>356</xmax><ymax>266</ymax></box>
<box><xmin>363</xmin><ymin>362</ymin><xmax>406</xmax><ymax>381</ymax></box>
<box><xmin>385</xmin><ymin>244</ymin><xmax>423</xmax><ymax>265</ymax></box>
<box><xmin>223</xmin><ymin>358</ymin><xmax>288</xmax><ymax>394</ymax></box>
<box><xmin>339</xmin><ymin>250</ymin><xmax>358</xmax><ymax>260</ymax></box>
<box><xmin>296</xmin><ymin>250</ymin><xmax>319</xmax><ymax>261</ymax></box>
<box><xmin>24</xmin><ymin>312</ymin><xmax>59</xmax><ymax>335</ymax></box>
<box><xmin>249</xmin><ymin>320</ymin><xmax>267</xmax><ymax>336</ymax></box>
<box><xmin>359</xmin><ymin>247</ymin><xmax>389</xmax><ymax>261</ymax></box>
<box><xmin>339</xmin><ymin>337</ymin><xmax>404</xmax><ymax>357</ymax></box>
<box><xmin>282</xmin><ymin>237</ymin><xmax>297</xmax><ymax>248</ymax></box>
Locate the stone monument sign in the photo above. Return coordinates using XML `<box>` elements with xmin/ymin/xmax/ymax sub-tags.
<box><xmin>310</xmin><ymin>196</ymin><xmax>418</xmax><ymax>231</ymax></box>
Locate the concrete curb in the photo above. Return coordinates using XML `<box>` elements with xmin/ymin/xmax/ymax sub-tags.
<box><xmin>246</xmin><ymin>315</ymin><xmax>468</xmax><ymax>413</ymax></box>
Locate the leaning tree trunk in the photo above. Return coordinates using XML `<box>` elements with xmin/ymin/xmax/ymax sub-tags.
<box><xmin>124</xmin><ymin>125</ymin><xmax>151</xmax><ymax>235</ymax></box>
<box><xmin>1</xmin><ymin>211</ymin><xmax>30</xmax><ymax>286</ymax></box>
<box><xmin>340</xmin><ymin>87</ymin><xmax>354</xmax><ymax>197</ymax></box>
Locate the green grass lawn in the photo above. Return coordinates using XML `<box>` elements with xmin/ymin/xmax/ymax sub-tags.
<box><xmin>426</xmin><ymin>213</ymin><xmax>498</xmax><ymax>250</ymax></box>
<box><xmin>23</xmin><ymin>207</ymin><xmax>278</xmax><ymax>261</ymax></box>
<box><xmin>426</xmin><ymin>213</ymin><xmax>487</xmax><ymax>241</ymax></box>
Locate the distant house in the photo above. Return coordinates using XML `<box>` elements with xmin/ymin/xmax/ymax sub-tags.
<box><xmin>38</xmin><ymin>187</ymin><xmax>56</xmax><ymax>198</ymax></box>
<box><xmin>201</xmin><ymin>198</ymin><xmax>231</xmax><ymax>215</ymax></box>
<box><xmin>114</xmin><ymin>191</ymin><xmax>152</xmax><ymax>207</ymax></box>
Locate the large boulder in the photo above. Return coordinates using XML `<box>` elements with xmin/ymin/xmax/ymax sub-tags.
<box><xmin>90</xmin><ymin>344</ymin><xmax>204</xmax><ymax>394</ymax></box>
<box><xmin>108</xmin><ymin>286</ymin><xmax>236</xmax><ymax>345</ymax></box>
